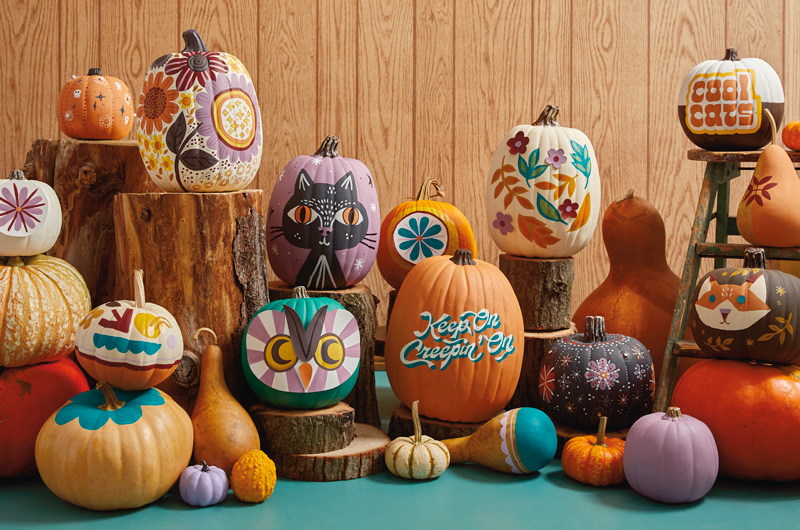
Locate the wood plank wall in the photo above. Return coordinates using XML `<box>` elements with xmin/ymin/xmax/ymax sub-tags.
<box><xmin>1</xmin><ymin>0</ymin><xmax>798</xmax><ymax>325</ymax></box>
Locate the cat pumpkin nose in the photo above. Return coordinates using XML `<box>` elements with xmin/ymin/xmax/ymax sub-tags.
<box><xmin>318</xmin><ymin>226</ymin><xmax>332</xmax><ymax>237</ymax></box>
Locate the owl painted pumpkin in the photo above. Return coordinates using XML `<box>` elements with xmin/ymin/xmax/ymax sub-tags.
<box><xmin>539</xmin><ymin>316</ymin><xmax>654</xmax><ymax>432</ymax></box>
<box><xmin>0</xmin><ymin>170</ymin><xmax>62</xmax><ymax>256</ymax></box>
<box><xmin>267</xmin><ymin>135</ymin><xmax>380</xmax><ymax>290</ymax></box>
<box><xmin>377</xmin><ymin>178</ymin><xmax>476</xmax><ymax>290</ymax></box>
<box><xmin>486</xmin><ymin>105</ymin><xmax>600</xmax><ymax>258</ymax></box>
<box><xmin>57</xmin><ymin>69</ymin><xmax>134</xmax><ymax>140</ymax></box>
<box><xmin>678</xmin><ymin>48</ymin><xmax>784</xmax><ymax>151</ymax></box>
<box><xmin>242</xmin><ymin>286</ymin><xmax>360</xmax><ymax>409</ymax></box>
<box><xmin>137</xmin><ymin>29</ymin><xmax>261</xmax><ymax>192</ymax></box>
<box><xmin>75</xmin><ymin>270</ymin><xmax>183</xmax><ymax>390</ymax></box>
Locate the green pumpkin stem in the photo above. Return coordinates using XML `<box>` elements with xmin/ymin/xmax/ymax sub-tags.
<box><xmin>200</xmin><ymin>460</ymin><xmax>210</xmax><ymax>472</ymax></box>
<box><xmin>134</xmin><ymin>269</ymin><xmax>146</xmax><ymax>309</ymax></box>
<box><xmin>743</xmin><ymin>247</ymin><xmax>767</xmax><ymax>269</ymax></box>
<box><xmin>450</xmin><ymin>249</ymin><xmax>477</xmax><ymax>266</ymax></box>
<box><xmin>584</xmin><ymin>316</ymin><xmax>607</xmax><ymax>343</ymax></box>
<box><xmin>416</xmin><ymin>178</ymin><xmax>445</xmax><ymax>201</ymax></box>
<box><xmin>595</xmin><ymin>416</ymin><xmax>608</xmax><ymax>447</ymax></box>
<box><xmin>314</xmin><ymin>135</ymin><xmax>340</xmax><ymax>158</ymax></box>
<box><xmin>723</xmin><ymin>48</ymin><xmax>740</xmax><ymax>61</ymax></box>
<box><xmin>291</xmin><ymin>286</ymin><xmax>310</xmax><ymax>299</ymax></box>
<box><xmin>87</xmin><ymin>68</ymin><xmax>101</xmax><ymax>76</ymax></box>
<box><xmin>181</xmin><ymin>29</ymin><xmax>209</xmax><ymax>53</ymax></box>
<box><xmin>97</xmin><ymin>382</ymin><xmax>125</xmax><ymax>412</ymax></box>
<box><xmin>411</xmin><ymin>400</ymin><xmax>423</xmax><ymax>445</ymax></box>
<box><xmin>5</xmin><ymin>256</ymin><xmax>25</xmax><ymax>267</ymax></box>
<box><xmin>8</xmin><ymin>170</ymin><xmax>25</xmax><ymax>181</ymax></box>
<box><xmin>665</xmin><ymin>407</ymin><xmax>682</xmax><ymax>419</ymax></box>
<box><xmin>533</xmin><ymin>105</ymin><xmax>560</xmax><ymax>127</ymax></box>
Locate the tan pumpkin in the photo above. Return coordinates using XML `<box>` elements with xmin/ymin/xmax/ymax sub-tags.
<box><xmin>385</xmin><ymin>401</ymin><xmax>450</xmax><ymax>480</ymax></box>
<box><xmin>231</xmin><ymin>449</ymin><xmax>277</xmax><ymax>503</ymax></box>
<box><xmin>0</xmin><ymin>255</ymin><xmax>91</xmax><ymax>367</ymax></box>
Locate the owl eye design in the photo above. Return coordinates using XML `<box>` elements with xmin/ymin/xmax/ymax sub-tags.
<box><xmin>264</xmin><ymin>335</ymin><xmax>297</xmax><ymax>372</ymax></box>
<box><xmin>288</xmin><ymin>204</ymin><xmax>318</xmax><ymax>225</ymax></box>
<box><xmin>334</xmin><ymin>206</ymin><xmax>362</xmax><ymax>226</ymax></box>
<box><xmin>315</xmin><ymin>334</ymin><xmax>345</xmax><ymax>370</ymax></box>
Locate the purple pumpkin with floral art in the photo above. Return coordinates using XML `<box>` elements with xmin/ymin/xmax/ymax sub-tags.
<box><xmin>267</xmin><ymin>135</ymin><xmax>380</xmax><ymax>290</ymax></box>
<box><xmin>137</xmin><ymin>29</ymin><xmax>261</xmax><ymax>192</ymax></box>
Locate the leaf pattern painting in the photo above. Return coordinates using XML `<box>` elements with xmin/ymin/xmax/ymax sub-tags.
<box><xmin>570</xmin><ymin>140</ymin><xmax>592</xmax><ymax>188</ymax></box>
<box><xmin>568</xmin><ymin>192</ymin><xmax>592</xmax><ymax>232</ymax></box>
<box><xmin>518</xmin><ymin>214</ymin><xmax>561</xmax><ymax>248</ymax></box>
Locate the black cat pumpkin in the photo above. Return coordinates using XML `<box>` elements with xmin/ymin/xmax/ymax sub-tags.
<box><xmin>267</xmin><ymin>136</ymin><xmax>380</xmax><ymax>290</ymax></box>
<box><xmin>689</xmin><ymin>247</ymin><xmax>800</xmax><ymax>365</ymax></box>
<box><xmin>539</xmin><ymin>316</ymin><xmax>654</xmax><ymax>432</ymax></box>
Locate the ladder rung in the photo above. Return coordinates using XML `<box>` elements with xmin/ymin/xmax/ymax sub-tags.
<box><xmin>672</xmin><ymin>340</ymin><xmax>717</xmax><ymax>359</ymax></box>
<box><xmin>695</xmin><ymin>243</ymin><xmax>800</xmax><ymax>260</ymax></box>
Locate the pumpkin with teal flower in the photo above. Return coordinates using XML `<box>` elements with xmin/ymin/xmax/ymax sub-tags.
<box><xmin>242</xmin><ymin>286</ymin><xmax>360</xmax><ymax>409</ymax></box>
<box><xmin>35</xmin><ymin>382</ymin><xmax>192</xmax><ymax>511</ymax></box>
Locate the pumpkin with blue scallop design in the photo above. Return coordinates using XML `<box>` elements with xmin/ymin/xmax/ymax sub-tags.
<box><xmin>242</xmin><ymin>286</ymin><xmax>360</xmax><ymax>409</ymax></box>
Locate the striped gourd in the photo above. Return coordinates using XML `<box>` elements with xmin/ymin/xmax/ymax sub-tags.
<box><xmin>385</xmin><ymin>401</ymin><xmax>450</xmax><ymax>480</ymax></box>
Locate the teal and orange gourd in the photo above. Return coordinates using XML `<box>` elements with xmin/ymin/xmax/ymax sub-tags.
<box><xmin>242</xmin><ymin>286</ymin><xmax>360</xmax><ymax>409</ymax></box>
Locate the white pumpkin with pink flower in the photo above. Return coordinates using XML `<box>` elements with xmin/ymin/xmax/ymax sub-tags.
<box><xmin>486</xmin><ymin>105</ymin><xmax>601</xmax><ymax>258</ymax></box>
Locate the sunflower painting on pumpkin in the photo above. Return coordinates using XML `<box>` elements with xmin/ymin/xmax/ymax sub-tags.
<box><xmin>137</xmin><ymin>71</ymin><xmax>180</xmax><ymax>135</ymax></box>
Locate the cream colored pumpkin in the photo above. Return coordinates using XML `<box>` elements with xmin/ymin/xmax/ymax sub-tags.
<box><xmin>0</xmin><ymin>170</ymin><xmax>62</xmax><ymax>256</ymax></box>
<box><xmin>385</xmin><ymin>401</ymin><xmax>450</xmax><ymax>480</ymax></box>
<box><xmin>0</xmin><ymin>255</ymin><xmax>91</xmax><ymax>367</ymax></box>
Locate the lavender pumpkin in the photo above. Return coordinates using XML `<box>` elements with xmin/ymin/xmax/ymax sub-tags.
<box><xmin>267</xmin><ymin>135</ymin><xmax>380</xmax><ymax>290</ymax></box>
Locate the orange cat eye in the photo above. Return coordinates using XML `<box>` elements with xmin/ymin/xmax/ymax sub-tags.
<box><xmin>294</xmin><ymin>205</ymin><xmax>314</xmax><ymax>224</ymax></box>
<box><xmin>341</xmin><ymin>207</ymin><xmax>360</xmax><ymax>225</ymax></box>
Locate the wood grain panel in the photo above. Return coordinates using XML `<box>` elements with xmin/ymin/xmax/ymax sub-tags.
<box><xmin>59</xmin><ymin>0</ymin><xmax>100</xmax><ymax>90</ymax></box>
<box><xmin>784</xmin><ymin>0</ymin><xmax>800</xmax><ymax>138</ymax></box>
<box><xmin>531</xmin><ymin>0</ymin><xmax>572</xmax><ymax>126</ymax></box>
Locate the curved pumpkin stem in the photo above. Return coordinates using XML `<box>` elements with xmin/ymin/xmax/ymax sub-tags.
<box><xmin>764</xmin><ymin>108</ymin><xmax>777</xmax><ymax>146</ymax></box>
<box><xmin>615</xmin><ymin>189</ymin><xmax>635</xmax><ymax>204</ymax></box>
<box><xmin>411</xmin><ymin>400</ymin><xmax>423</xmax><ymax>445</ymax></box>
<box><xmin>533</xmin><ymin>105</ymin><xmax>560</xmax><ymax>127</ymax></box>
<box><xmin>314</xmin><ymin>135</ymin><xmax>340</xmax><ymax>158</ymax></box>
<box><xmin>595</xmin><ymin>416</ymin><xmax>608</xmax><ymax>447</ymax></box>
<box><xmin>181</xmin><ymin>29</ymin><xmax>209</xmax><ymax>53</ymax></box>
<box><xmin>416</xmin><ymin>178</ymin><xmax>445</xmax><ymax>201</ymax></box>
<box><xmin>193</xmin><ymin>327</ymin><xmax>218</xmax><ymax>345</ymax></box>
<box><xmin>134</xmin><ymin>269</ymin><xmax>146</xmax><ymax>309</ymax></box>
<box><xmin>97</xmin><ymin>382</ymin><xmax>125</xmax><ymax>411</ymax></box>
<box><xmin>200</xmin><ymin>460</ymin><xmax>210</xmax><ymax>472</ymax></box>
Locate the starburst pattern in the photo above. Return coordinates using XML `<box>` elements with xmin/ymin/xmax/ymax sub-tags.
<box><xmin>270</xmin><ymin>243</ymin><xmax>279</xmax><ymax>256</ymax></box>
<box><xmin>354</xmin><ymin>257</ymin><xmax>365</xmax><ymax>271</ymax></box>
<box><xmin>0</xmin><ymin>183</ymin><xmax>46</xmax><ymax>234</ymax></box>
<box><xmin>538</xmin><ymin>365</ymin><xmax>555</xmax><ymax>403</ymax></box>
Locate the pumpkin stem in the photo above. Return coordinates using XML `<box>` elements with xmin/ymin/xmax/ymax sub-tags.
<box><xmin>615</xmin><ymin>189</ymin><xmax>635</xmax><ymax>203</ymax></box>
<box><xmin>134</xmin><ymin>269</ymin><xmax>146</xmax><ymax>309</ymax></box>
<box><xmin>181</xmin><ymin>29</ymin><xmax>209</xmax><ymax>53</ymax></box>
<box><xmin>595</xmin><ymin>416</ymin><xmax>608</xmax><ymax>447</ymax></box>
<box><xmin>87</xmin><ymin>68</ymin><xmax>101</xmax><ymax>76</ymax></box>
<box><xmin>416</xmin><ymin>178</ymin><xmax>445</xmax><ymax>201</ymax></box>
<box><xmin>743</xmin><ymin>247</ymin><xmax>767</xmax><ymax>269</ymax></box>
<box><xmin>8</xmin><ymin>170</ymin><xmax>25</xmax><ymax>181</ymax></box>
<box><xmin>314</xmin><ymin>135</ymin><xmax>340</xmax><ymax>158</ymax></box>
<box><xmin>584</xmin><ymin>316</ymin><xmax>607</xmax><ymax>343</ymax></box>
<box><xmin>764</xmin><ymin>108</ymin><xmax>777</xmax><ymax>146</ymax></box>
<box><xmin>665</xmin><ymin>407</ymin><xmax>682</xmax><ymax>419</ymax></box>
<box><xmin>533</xmin><ymin>105</ymin><xmax>560</xmax><ymax>127</ymax></box>
<box><xmin>200</xmin><ymin>460</ymin><xmax>210</xmax><ymax>472</ymax></box>
<box><xmin>97</xmin><ymin>382</ymin><xmax>125</xmax><ymax>411</ymax></box>
<box><xmin>450</xmin><ymin>249</ymin><xmax>477</xmax><ymax>266</ymax></box>
<box><xmin>411</xmin><ymin>400</ymin><xmax>423</xmax><ymax>445</ymax></box>
<box><xmin>193</xmin><ymin>327</ymin><xmax>218</xmax><ymax>345</ymax></box>
<box><xmin>723</xmin><ymin>48</ymin><xmax>740</xmax><ymax>61</ymax></box>
<box><xmin>291</xmin><ymin>286</ymin><xmax>310</xmax><ymax>299</ymax></box>
<box><xmin>5</xmin><ymin>256</ymin><xmax>25</xmax><ymax>267</ymax></box>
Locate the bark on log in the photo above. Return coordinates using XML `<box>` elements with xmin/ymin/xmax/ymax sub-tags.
<box><xmin>268</xmin><ymin>281</ymin><xmax>380</xmax><ymax>428</ymax></box>
<box><xmin>271</xmin><ymin>423</ymin><xmax>389</xmax><ymax>481</ymax></box>
<box><xmin>249</xmin><ymin>402</ymin><xmax>355</xmax><ymax>455</ymax></box>
<box><xmin>387</xmin><ymin>405</ymin><xmax>483</xmax><ymax>440</ymax></box>
<box><xmin>23</xmin><ymin>139</ymin><xmax>158</xmax><ymax>304</ymax></box>
<box><xmin>507</xmin><ymin>326</ymin><xmax>576</xmax><ymax>410</ymax></box>
<box><xmin>499</xmin><ymin>254</ymin><xmax>574</xmax><ymax>331</ymax></box>
<box><xmin>114</xmin><ymin>191</ymin><xmax>269</xmax><ymax>413</ymax></box>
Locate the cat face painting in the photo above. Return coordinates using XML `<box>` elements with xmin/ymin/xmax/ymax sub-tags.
<box><xmin>694</xmin><ymin>273</ymin><xmax>771</xmax><ymax>331</ymax></box>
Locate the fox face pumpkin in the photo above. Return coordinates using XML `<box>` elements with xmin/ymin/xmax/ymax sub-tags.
<box><xmin>694</xmin><ymin>273</ymin><xmax>771</xmax><ymax>331</ymax></box>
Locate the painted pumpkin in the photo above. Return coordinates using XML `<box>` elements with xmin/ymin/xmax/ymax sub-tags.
<box><xmin>377</xmin><ymin>178</ymin><xmax>476</xmax><ymax>290</ymax></box>
<box><xmin>0</xmin><ymin>358</ymin><xmax>89</xmax><ymax>477</ymax></box>
<box><xmin>0</xmin><ymin>255</ymin><xmax>91</xmax><ymax>367</ymax></box>
<box><xmin>57</xmin><ymin>68</ymin><xmax>134</xmax><ymax>140</ymax></box>
<box><xmin>179</xmin><ymin>460</ymin><xmax>228</xmax><ymax>507</ymax></box>
<box><xmin>539</xmin><ymin>316</ymin><xmax>654</xmax><ymax>432</ymax></box>
<box><xmin>0</xmin><ymin>170</ymin><xmax>62</xmax><ymax>257</ymax></box>
<box><xmin>242</xmin><ymin>286</ymin><xmax>360</xmax><ymax>409</ymax></box>
<box><xmin>266</xmin><ymin>135</ymin><xmax>379</xmax><ymax>290</ymax></box>
<box><xmin>485</xmin><ymin>105</ymin><xmax>600</xmax><ymax>258</ymax></box>
<box><xmin>561</xmin><ymin>416</ymin><xmax>625</xmax><ymax>487</ymax></box>
<box><xmin>137</xmin><ymin>29</ymin><xmax>262</xmax><ymax>192</ymax></box>
<box><xmin>623</xmin><ymin>407</ymin><xmax>718</xmax><ymax>504</ymax></box>
<box><xmin>75</xmin><ymin>269</ymin><xmax>183</xmax><ymax>390</ymax></box>
<box><xmin>672</xmin><ymin>359</ymin><xmax>800</xmax><ymax>481</ymax></box>
<box><xmin>35</xmin><ymin>382</ymin><xmax>193</xmax><ymax>511</ymax></box>
<box><xmin>782</xmin><ymin>121</ymin><xmax>800</xmax><ymax>151</ymax></box>
<box><xmin>231</xmin><ymin>449</ymin><xmax>276</xmax><ymax>503</ymax></box>
<box><xmin>385</xmin><ymin>401</ymin><xmax>450</xmax><ymax>480</ymax></box>
<box><xmin>678</xmin><ymin>48</ymin><xmax>784</xmax><ymax>151</ymax></box>
<box><xmin>689</xmin><ymin>247</ymin><xmax>800</xmax><ymax>364</ymax></box>
<box><xmin>385</xmin><ymin>249</ymin><xmax>524</xmax><ymax>423</ymax></box>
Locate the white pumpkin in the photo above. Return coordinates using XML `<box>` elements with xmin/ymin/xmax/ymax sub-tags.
<box><xmin>485</xmin><ymin>105</ymin><xmax>600</xmax><ymax>258</ymax></box>
<box><xmin>0</xmin><ymin>170</ymin><xmax>62</xmax><ymax>256</ymax></box>
<box><xmin>385</xmin><ymin>401</ymin><xmax>450</xmax><ymax>480</ymax></box>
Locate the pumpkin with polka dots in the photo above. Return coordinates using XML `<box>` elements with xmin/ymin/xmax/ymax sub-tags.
<box><xmin>56</xmin><ymin>68</ymin><xmax>133</xmax><ymax>140</ymax></box>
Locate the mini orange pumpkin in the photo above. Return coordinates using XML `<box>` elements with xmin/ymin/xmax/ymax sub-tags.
<box><xmin>231</xmin><ymin>449</ymin><xmax>276</xmax><ymax>503</ymax></box>
<box><xmin>561</xmin><ymin>416</ymin><xmax>625</xmax><ymax>486</ymax></box>
<box><xmin>56</xmin><ymin>68</ymin><xmax>134</xmax><ymax>140</ymax></box>
<box><xmin>782</xmin><ymin>121</ymin><xmax>800</xmax><ymax>151</ymax></box>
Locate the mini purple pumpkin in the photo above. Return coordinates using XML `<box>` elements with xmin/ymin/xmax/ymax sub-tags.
<box><xmin>267</xmin><ymin>135</ymin><xmax>380</xmax><ymax>290</ymax></box>
<box><xmin>179</xmin><ymin>460</ymin><xmax>228</xmax><ymax>507</ymax></box>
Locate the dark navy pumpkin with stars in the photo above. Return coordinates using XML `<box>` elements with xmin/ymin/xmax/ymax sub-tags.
<box><xmin>539</xmin><ymin>316</ymin><xmax>654</xmax><ymax>432</ymax></box>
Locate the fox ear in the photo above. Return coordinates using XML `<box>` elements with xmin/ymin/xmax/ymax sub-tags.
<box><xmin>744</xmin><ymin>273</ymin><xmax>767</xmax><ymax>301</ymax></box>
<box><xmin>697</xmin><ymin>274</ymin><xmax>717</xmax><ymax>299</ymax></box>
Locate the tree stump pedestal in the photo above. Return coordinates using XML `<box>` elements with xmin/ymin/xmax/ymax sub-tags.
<box><xmin>387</xmin><ymin>405</ymin><xmax>483</xmax><ymax>440</ymax></box>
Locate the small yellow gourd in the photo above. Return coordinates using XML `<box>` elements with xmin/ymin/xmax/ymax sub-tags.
<box><xmin>385</xmin><ymin>401</ymin><xmax>450</xmax><ymax>480</ymax></box>
<box><xmin>230</xmin><ymin>449</ymin><xmax>277</xmax><ymax>503</ymax></box>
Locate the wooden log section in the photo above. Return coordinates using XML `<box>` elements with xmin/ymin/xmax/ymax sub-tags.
<box><xmin>249</xmin><ymin>402</ymin><xmax>355</xmax><ymax>455</ymax></box>
<box><xmin>268</xmin><ymin>281</ymin><xmax>380</xmax><ymax>428</ymax></box>
<box><xmin>553</xmin><ymin>420</ymin><xmax>629</xmax><ymax>458</ymax></box>
<box><xmin>507</xmin><ymin>326</ymin><xmax>576</xmax><ymax>411</ymax></box>
<box><xmin>387</xmin><ymin>405</ymin><xmax>483</xmax><ymax>440</ymax></box>
<box><xmin>271</xmin><ymin>423</ymin><xmax>389</xmax><ymax>481</ymax></box>
<box><xmin>24</xmin><ymin>139</ymin><xmax>159</xmax><ymax>304</ymax></box>
<box><xmin>498</xmin><ymin>254</ymin><xmax>574</xmax><ymax>331</ymax></box>
<box><xmin>114</xmin><ymin>191</ymin><xmax>269</xmax><ymax>413</ymax></box>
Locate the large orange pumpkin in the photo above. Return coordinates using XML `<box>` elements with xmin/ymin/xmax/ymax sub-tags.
<box><xmin>671</xmin><ymin>359</ymin><xmax>800</xmax><ymax>481</ymax></box>
<box><xmin>56</xmin><ymin>69</ymin><xmax>134</xmax><ymax>140</ymax></box>
<box><xmin>384</xmin><ymin>249</ymin><xmax>524</xmax><ymax>423</ymax></box>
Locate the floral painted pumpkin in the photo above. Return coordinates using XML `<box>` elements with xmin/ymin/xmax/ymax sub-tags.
<box><xmin>539</xmin><ymin>316</ymin><xmax>654</xmax><ymax>432</ymax></box>
<box><xmin>0</xmin><ymin>170</ymin><xmax>62</xmax><ymax>256</ymax></box>
<box><xmin>384</xmin><ymin>249</ymin><xmax>524</xmax><ymax>423</ymax></box>
<box><xmin>267</xmin><ymin>135</ymin><xmax>380</xmax><ymax>290</ymax></box>
<box><xmin>485</xmin><ymin>105</ymin><xmax>600</xmax><ymax>258</ymax></box>
<box><xmin>377</xmin><ymin>178</ymin><xmax>476</xmax><ymax>290</ymax></box>
<box><xmin>242</xmin><ymin>286</ymin><xmax>360</xmax><ymax>409</ymax></box>
<box><xmin>678</xmin><ymin>48</ymin><xmax>784</xmax><ymax>151</ymax></box>
<box><xmin>137</xmin><ymin>29</ymin><xmax>261</xmax><ymax>192</ymax></box>
<box><xmin>689</xmin><ymin>247</ymin><xmax>800</xmax><ymax>365</ymax></box>
<box><xmin>75</xmin><ymin>269</ymin><xmax>183</xmax><ymax>390</ymax></box>
<box><xmin>57</xmin><ymin>69</ymin><xmax>134</xmax><ymax>140</ymax></box>
<box><xmin>35</xmin><ymin>382</ymin><xmax>193</xmax><ymax>511</ymax></box>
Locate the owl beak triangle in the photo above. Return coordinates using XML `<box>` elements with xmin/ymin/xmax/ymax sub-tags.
<box><xmin>298</xmin><ymin>362</ymin><xmax>313</xmax><ymax>390</ymax></box>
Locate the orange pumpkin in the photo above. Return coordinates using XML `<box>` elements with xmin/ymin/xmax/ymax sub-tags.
<box><xmin>671</xmin><ymin>359</ymin><xmax>800</xmax><ymax>481</ymax></box>
<box><xmin>56</xmin><ymin>69</ymin><xmax>133</xmax><ymax>140</ymax></box>
<box><xmin>384</xmin><ymin>249</ymin><xmax>523</xmax><ymax>423</ymax></box>
<box><xmin>561</xmin><ymin>416</ymin><xmax>625</xmax><ymax>487</ymax></box>
<box><xmin>782</xmin><ymin>121</ymin><xmax>800</xmax><ymax>151</ymax></box>
<box><xmin>377</xmin><ymin>178</ymin><xmax>476</xmax><ymax>290</ymax></box>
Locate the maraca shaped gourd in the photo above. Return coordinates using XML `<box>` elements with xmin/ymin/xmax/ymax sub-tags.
<box><xmin>441</xmin><ymin>408</ymin><xmax>556</xmax><ymax>474</ymax></box>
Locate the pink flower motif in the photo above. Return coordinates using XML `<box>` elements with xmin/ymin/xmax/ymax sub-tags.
<box><xmin>165</xmin><ymin>52</ymin><xmax>229</xmax><ymax>91</ymax></box>
<box><xmin>507</xmin><ymin>131</ymin><xmax>529</xmax><ymax>155</ymax></box>
<box><xmin>584</xmin><ymin>358</ymin><xmax>620</xmax><ymax>391</ymax></box>
<box><xmin>492</xmin><ymin>212</ymin><xmax>514</xmax><ymax>235</ymax></box>
<box><xmin>545</xmin><ymin>148</ymin><xmax>567</xmax><ymax>169</ymax></box>
<box><xmin>0</xmin><ymin>183</ymin><xmax>45</xmax><ymax>233</ymax></box>
<box><xmin>558</xmin><ymin>199</ymin><xmax>579</xmax><ymax>219</ymax></box>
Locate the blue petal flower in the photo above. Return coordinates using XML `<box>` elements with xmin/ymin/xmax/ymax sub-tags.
<box><xmin>55</xmin><ymin>387</ymin><xmax>165</xmax><ymax>431</ymax></box>
<box><xmin>422</xmin><ymin>223</ymin><xmax>442</xmax><ymax>238</ymax></box>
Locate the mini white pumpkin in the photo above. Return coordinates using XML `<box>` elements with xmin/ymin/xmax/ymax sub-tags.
<box><xmin>385</xmin><ymin>401</ymin><xmax>450</xmax><ymax>480</ymax></box>
<box><xmin>0</xmin><ymin>170</ymin><xmax>62</xmax><ymax>256</ymax></box>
